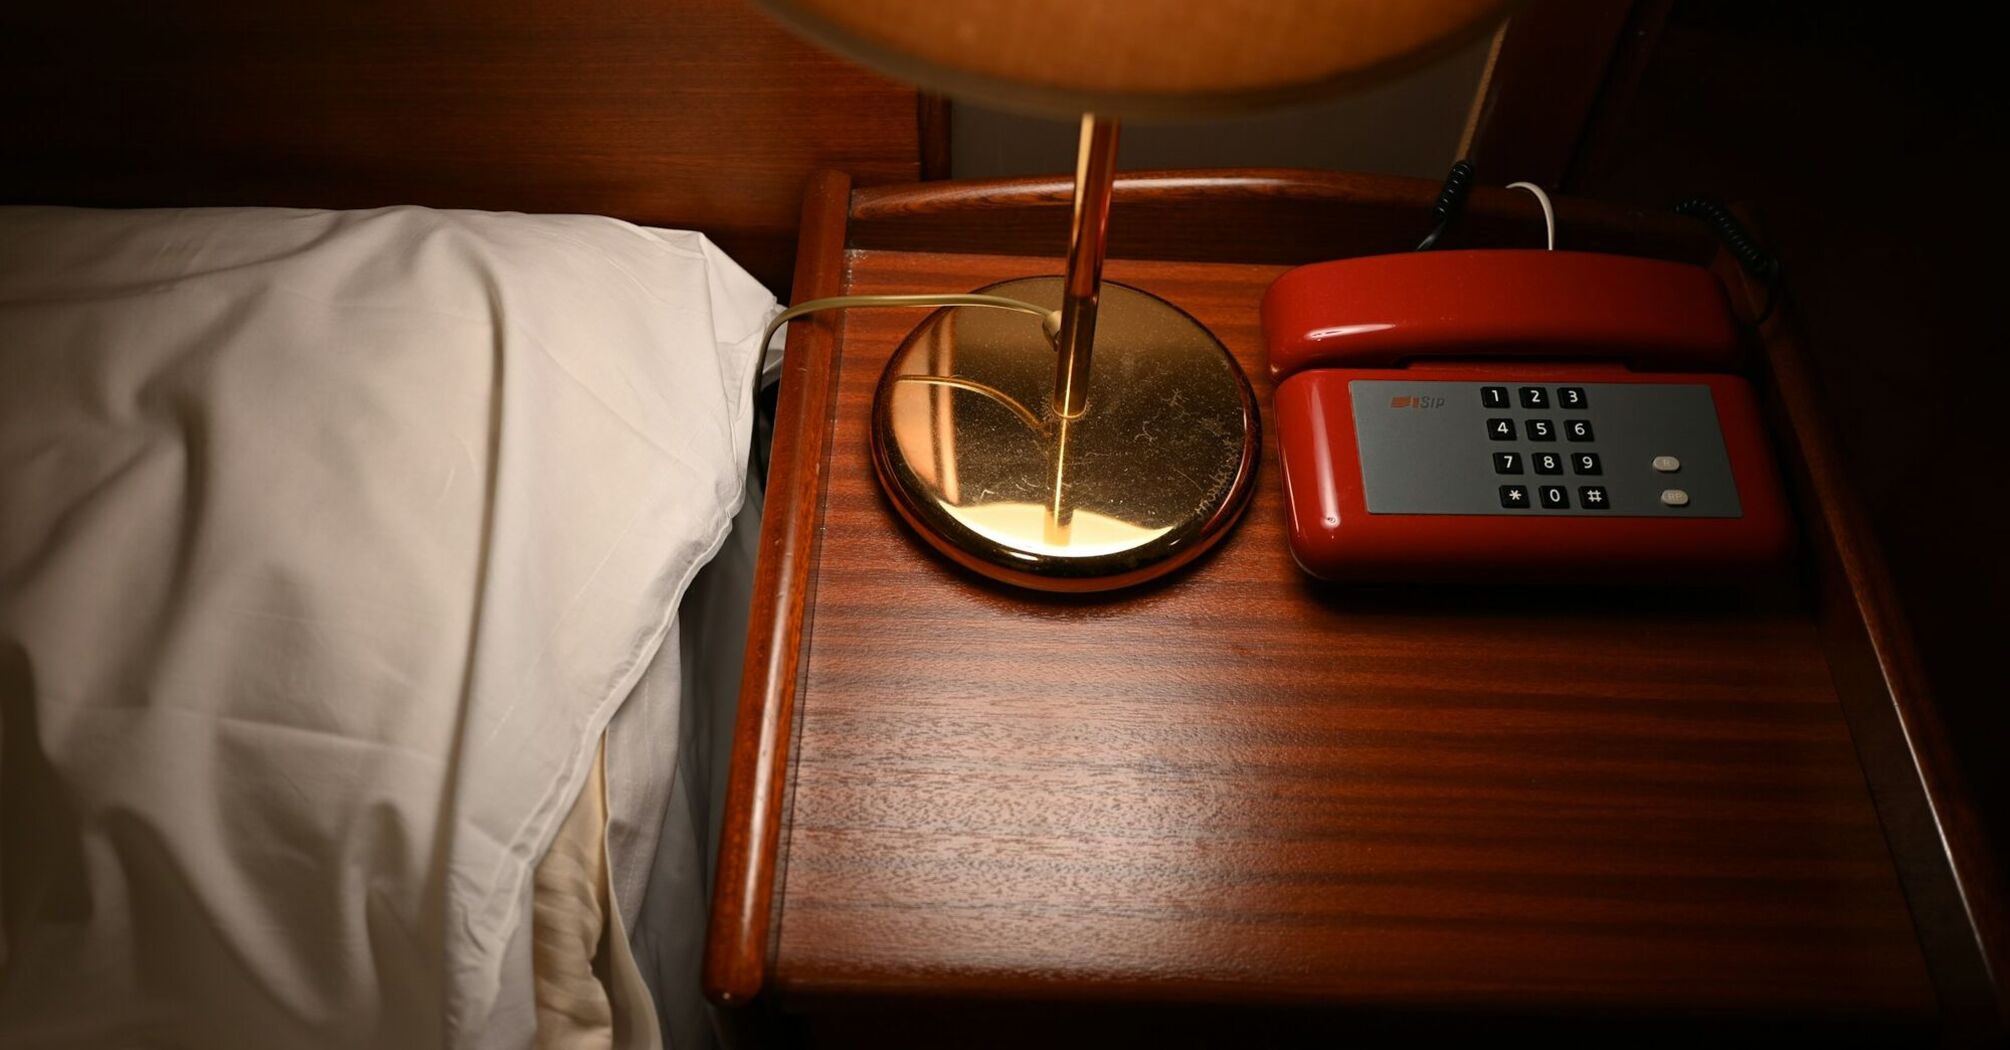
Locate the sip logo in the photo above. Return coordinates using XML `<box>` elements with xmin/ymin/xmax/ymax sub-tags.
<box><xmin>1388</xmin><ymin>395</ymin><xmax>1446</xmax><ymax>410</ymax></box>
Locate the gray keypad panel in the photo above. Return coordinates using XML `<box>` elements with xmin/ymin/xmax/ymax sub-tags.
<box><xmin>1350</xmin><ymin>380</ymin><xmax>1742</xmax><ymax>517</ymax></box>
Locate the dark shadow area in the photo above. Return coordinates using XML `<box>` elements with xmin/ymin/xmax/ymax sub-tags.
<box><xmin>1569</xmin><ymin>0</ymin><xmax>2010</xmax><ymax>879</ymax></box>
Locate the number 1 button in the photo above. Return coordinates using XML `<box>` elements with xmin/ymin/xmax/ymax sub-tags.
<box><xmin>1481</xmin><ymin>386</ymin><xmax>1509</xmax><ymax>408</ymax></box>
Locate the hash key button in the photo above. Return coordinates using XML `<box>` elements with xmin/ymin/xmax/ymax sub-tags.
<box><xmin>1487</xmin><ymin>417</ymin><xmax>1516</xmax><ymax>441</ymax></box>
<box><xmin>1538</xmin><ymin>484</ymin><xmax>1570</xmax><ymax>509</ymax></box>
<box><xmin>1579</xmin><ymin>485</ymin><xmax>1610</xmax><ymax>509</ymax></box>
<box><xmin>1499</xmin><ymin>484</ymin><xmax>1531</xmax><ymax>509</ymax></box>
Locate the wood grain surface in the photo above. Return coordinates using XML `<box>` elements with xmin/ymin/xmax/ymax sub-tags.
<box><xmin>847</xmin><ymin>168</ymin><xmax>1718</xmax><ymax>266</ymax></box>
<box><xmin>0</xmin><ymin>0</ymin><xmax>923</xmax><ymax>291</ymax></box>
<box><xmin>762</xmin><ymin>248</ymin><xmax>1937</xmax><ymax>1028</ymax></box>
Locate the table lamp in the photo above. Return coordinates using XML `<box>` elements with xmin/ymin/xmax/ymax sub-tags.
<box><xmin>757</xmin><ymin>0</ymin><xmax>1514</xmax><ymax>591</ymax></box>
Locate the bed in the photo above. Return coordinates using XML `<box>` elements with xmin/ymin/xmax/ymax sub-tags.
<box><xmin>0</xmin><ymin>3</ymin><xmax>930</xmax><ymax>1047</ymax></box>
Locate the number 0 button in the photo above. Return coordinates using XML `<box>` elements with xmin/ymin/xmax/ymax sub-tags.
<box><xmin>1538</xmin><ymin>485</ymin><xmax>1570</xmax><ymax>509</ymax></box>
<box><xmin>1487</xmin><ymin>418</ymin><xmax>1516</xmax><ymax>441</ymax></box>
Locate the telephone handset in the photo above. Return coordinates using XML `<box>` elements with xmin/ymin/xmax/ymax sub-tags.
<box><xmin>1260</xmin><ymin>249</ymin><xmax>1792</xmax><ymax>583</ymax></box>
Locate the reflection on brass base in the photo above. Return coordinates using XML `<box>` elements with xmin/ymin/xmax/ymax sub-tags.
<box><xmin>869</xmin><ymin>277</ymin><xmax>1259</xmax><ymax>592</ymax></box>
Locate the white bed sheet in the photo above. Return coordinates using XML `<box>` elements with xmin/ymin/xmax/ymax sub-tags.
<box><xmin>0</xmin><ymin>206</ymin><xmax>780</xmax><ymax>1048</ymax></box>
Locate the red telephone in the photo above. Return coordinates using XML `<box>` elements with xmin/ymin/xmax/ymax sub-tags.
<box><xmin>1261</xmin><ymin>249</ymin><xmax>1792</xmax><ymax>583</ymax></box>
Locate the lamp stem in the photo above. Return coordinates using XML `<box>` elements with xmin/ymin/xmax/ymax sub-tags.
<box><xmin>1052</xmin><ymin>113</ymin><xmax>1120</xmax><ymax>418</ymax></box>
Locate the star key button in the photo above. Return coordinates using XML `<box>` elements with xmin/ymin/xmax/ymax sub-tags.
<box><xmin>1499</xmin><ymin>484</ymin><xmax>1531</xmax><ymax>509</ymax></box>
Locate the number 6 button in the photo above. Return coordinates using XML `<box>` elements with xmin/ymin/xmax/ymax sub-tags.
<box><xmin>1565</xmin><ymin>419</ymin><xmax>1594</xmax><ymax>441</ymax></box>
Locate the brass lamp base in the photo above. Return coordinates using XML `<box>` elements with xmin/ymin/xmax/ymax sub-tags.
<box><xmin>869</xmin><ymin>277</ymin><xmax>1259</xmax><ymax>592</ymax></box>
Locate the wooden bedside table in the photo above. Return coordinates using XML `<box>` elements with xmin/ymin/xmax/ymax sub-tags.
<box><xmin>706</xmin><ymin>170</ymin><xmax>2004</xmax><ymax>1045</ymax></box>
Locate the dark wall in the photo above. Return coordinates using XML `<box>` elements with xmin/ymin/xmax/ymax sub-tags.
<box><xmin>1572</xmin><ymin>0</ymin><xmax>2010</xmax><ymax>865</ymax></box>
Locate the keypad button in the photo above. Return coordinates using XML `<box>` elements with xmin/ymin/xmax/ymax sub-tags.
<box><xmin>1531</xmin><ymin>451</ymin><xmax>1564</xmax><ymax>475</ymax></box>
<box><xmin>1579</xmin><ymin>485</ymin><xmax>1610</xmax><ymax>509</ymax></box>
<box><xmin>1518</xmin><ymin>386</ymin><xmax>1549</xmax><ymax>409</ymax></box>
<box><xmin>1487</xmin><ymin>417</ymin><xmax>1516</xmax><ymax>441</ymax></box>
<box><xmin>1572</xmin><ymin>451</ymin><xmax>1602</xmax><ymax>475</ymax></box>
<box><xmin>1499</xmin><ymin>484</ymin><xmax>1531</xmax><ymax>509</ymax></box>
<box><xmin>1558</xmin><ymin>386</ymin><xmax>1588</xmax><ymax>409</ymax></box>
<box><xmin>1480</xmin><ymin>385</ymin><xmax>1510</xmax><ymax>409</ymax></box>
<box><xmin>1493</xmin><ymin>452</ymin><xmax>1523</xmax><ymax>475</ymax></box>
<box><xmin>1526</xmin><ymin>418</ymin><xmax>1556</xmax><ymax>441</ymax></box>
<box><xmin>1652</xmin><ymin>455</ymin><xmax>1681</xmax><ymax>473</ymax></box>
<box><xmin>1538</xmin><ymin>484</ymin><xmax>1570</xmax><ymax>509</ymax></box>
<box><xmin>1661</xmin><ymin>488</ymin><xmax>1690</xmax><ymax>507</ymax></box>
<box><xmin>1565</xmin><ymin>418</ymin><xmax>1594</xmax><ymax>441</ymax></box>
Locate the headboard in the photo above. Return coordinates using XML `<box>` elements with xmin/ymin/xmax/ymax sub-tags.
<box><xmin>0</xmin><ymin>0</ymin><xmax>931</xmax><ymax>291</ymax></box>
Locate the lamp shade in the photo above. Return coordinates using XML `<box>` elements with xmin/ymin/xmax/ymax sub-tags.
<box><xmin>754</xmin><ymin>0</ymin><xmax>1515</xmax><ymax>118</ymax></box>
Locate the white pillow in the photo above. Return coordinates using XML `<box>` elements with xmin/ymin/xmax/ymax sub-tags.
<box><xmin>0</xmin><ymin>206</ymin><xmax>777</xmax><ymax>1047</ymax></box>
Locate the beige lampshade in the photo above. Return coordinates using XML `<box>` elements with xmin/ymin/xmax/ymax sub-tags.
<box><xmin>755</xmin><ymin>0</ymin><xmax>1515</xmax><ymax>118</ymax></box>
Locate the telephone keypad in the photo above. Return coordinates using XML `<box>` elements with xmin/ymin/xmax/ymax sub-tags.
<box><xmin>1350</xmin><ymin>379</ymin><xmax>1743</xmax><ymax>517</ymax></box>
